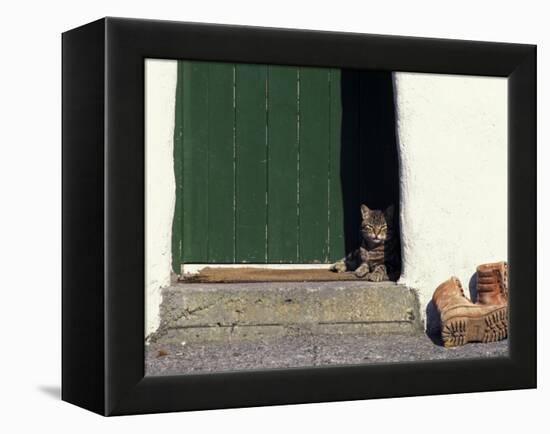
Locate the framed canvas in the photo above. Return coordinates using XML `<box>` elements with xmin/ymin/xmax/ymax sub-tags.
<box><xmin>62</xmin><ymin>17</ymin><xmax>536</xmax><ymax>416</ymax></box>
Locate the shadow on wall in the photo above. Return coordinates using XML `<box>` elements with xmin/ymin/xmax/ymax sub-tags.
<box><xmin>340</xmin><ymin>70</ymin><xmax>401</xmax><ymax>273</ymax></box>
<box><xmin>468</xmin><ymin>272</ymin><xmax>478</xmax><ymax>301</ymax></box>
<box><xmin>37</xmin><ymin>385</ymin><xmax>61</xmax><ymax>400</ymax></box>
<box><xmin>426</xmin><ymin>300</ymin><xmax>443</xmax><ymax>345</ymax></box>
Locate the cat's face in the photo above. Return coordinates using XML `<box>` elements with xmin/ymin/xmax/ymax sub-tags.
<box><xmin>360</xmin><ymin>204</ymin><xmax>395</xmax><ymax>244</ymax></box>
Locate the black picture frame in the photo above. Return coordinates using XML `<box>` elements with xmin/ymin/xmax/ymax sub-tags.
<box><xmin>62</xmin><ymin>17</ymin><xmax>536</xmax><ymax>416</ymax></box>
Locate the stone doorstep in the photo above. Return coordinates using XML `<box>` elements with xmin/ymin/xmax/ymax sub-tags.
<box><xmin>150</xmin><ymin>281</ymin><xmax>423</xmax><ymax>344</ymax></box>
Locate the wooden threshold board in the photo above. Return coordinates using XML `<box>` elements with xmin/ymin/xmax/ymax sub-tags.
<box><xmin>181</xmin><ymin>267</ymin><xmax>379</xmax><ymax>283</ymax></box>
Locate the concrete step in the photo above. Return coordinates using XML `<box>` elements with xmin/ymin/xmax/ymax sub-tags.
<box><xmin>151</xmin><ymin>281</ymin><xmax>423</xmax><ymax>344</ymax></box>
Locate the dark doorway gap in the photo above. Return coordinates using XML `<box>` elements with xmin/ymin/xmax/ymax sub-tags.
<box><xmin>340</xmin><ymin>70</ymin><xmax>401</xmax><ymax>278</ymax></box>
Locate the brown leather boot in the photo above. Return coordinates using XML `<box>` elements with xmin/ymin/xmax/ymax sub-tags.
<box><xmin>476</xmin><ymin>261</ymin><xmax>508</xmax><ymax>305</ymax></box>
<box><xmin>432</xmin><ymin>276</ymin><xmax>508</xmax><ymax>348</ymax></box>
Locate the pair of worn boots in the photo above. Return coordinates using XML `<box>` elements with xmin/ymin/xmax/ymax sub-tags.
<box><xmin>432</xmin><ymin>261</ymin><xmax>508</xmax><ymax>348</ymax></box>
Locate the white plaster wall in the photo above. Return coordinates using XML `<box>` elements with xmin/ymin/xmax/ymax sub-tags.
<box><xmin>144</xmin><ymin>59</ymin><xmax>178</xmax><ymax>338</ymax></box>
<box><xmin>394</xmin><ymin>72</ymin><xmax>508</xmax><ymax>325</ymax></box>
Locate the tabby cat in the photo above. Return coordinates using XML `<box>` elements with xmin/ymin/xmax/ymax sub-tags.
<box><xmin>331</xmin><ymin>204</ymin><xmax>400</xmax><ymax>281</ymax></box>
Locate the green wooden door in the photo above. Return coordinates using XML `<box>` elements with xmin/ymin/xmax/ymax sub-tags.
<box><xmin>171</xmin><ymin>60</ymin><xmax>346</xmax><ymax>272</ymax></box>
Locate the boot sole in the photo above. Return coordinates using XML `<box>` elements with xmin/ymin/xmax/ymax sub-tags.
<box><xmin>441</xmin><ymin>306</ymin><xmax>508</xmax><ymax>348</ymax></box>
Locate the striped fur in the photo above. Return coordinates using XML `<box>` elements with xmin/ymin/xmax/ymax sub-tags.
<box><xmin>331</xmin><ymin>204</ymin><xmax>401</xmax><ymax>281</ymax></box>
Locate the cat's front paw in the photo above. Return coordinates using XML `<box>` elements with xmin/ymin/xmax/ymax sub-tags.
<box><xmin>354</xmin><ymin>264</ymin><xmax>370</xmax><ymax>278</ymax></box>
<box><xmin>366</xmin><ymin>272</ymin><xmax>384</xmax><ymax>282</ymax></box>
<box><xmin>330</xmin><ymin>261</ymin><xmax>347</xmax><ymax>273</ymax></box>
<box><xmin>366</xmin><ymin>266</ymin><xmax>388</xmax><ymax>282</ymax></box>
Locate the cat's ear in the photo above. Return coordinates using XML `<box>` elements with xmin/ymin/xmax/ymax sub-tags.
<box><xmin>385</xmin><ymin>204</ymin><xmax>395</xmax><ymax>219</ymax></box>
<box><xmin>360</xmin><ymin>204</ymin><xmax>371</xmax><ymax>220</ymax></box>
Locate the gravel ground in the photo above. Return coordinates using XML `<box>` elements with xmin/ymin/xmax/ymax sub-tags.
<box><xmin>145</xmin><ymin>333</ymin><xmax>508</xmax><ymax>376</ymax></box>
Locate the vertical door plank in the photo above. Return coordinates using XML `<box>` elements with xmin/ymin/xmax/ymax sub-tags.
<box><xmin>235</xmin><ymin>64</ymin><xmax>268</xmax><ymax>262</ymax></box>
<box><xmin>207</xmin><ymin>63</ymin><xmax>235</xmax><ymax>262</ymax></box>
<box><xmin>267</xmin><ymin>66</ymin><xmax>299</xmax><ymax>263</ymax></box>
<box><xmin>328</xmin><ymin>68</ymin><xmax>345</xmax><ymax>262</ymax></box>
<box><xmin>171</xmin><ymin>61</ymin><xmax>185</xmax><ymax>272</ymax></box>
<box><xmin>299</xmin><ymin>67</ymin><xmax>331</xmax><ymax>262</ymax></box>
<box><xmin>339</xmin><ymin>70</ymin><xmax>361</xmax><ymax>255</ymax></box>
<box><xmin>182</xmin><ymin>61</ymin><xmax>209</xmax><ymax>262</ymax></box>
